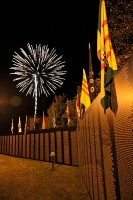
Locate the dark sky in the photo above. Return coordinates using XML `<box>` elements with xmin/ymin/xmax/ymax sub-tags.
<box><xmin>0</xmin><ymin>2</ymin><xmax>100</xmax><ymax>134</ymax></box>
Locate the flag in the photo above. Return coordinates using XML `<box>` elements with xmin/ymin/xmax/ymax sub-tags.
<box><xmin>97</xmin><ymin>0</ymin><xmax>117</xmax><ymax>112</ymax></box>
<box><xmin>76</xmin><ymin>93</ymin><xmax>81</xmax><ymax>121</ymax></box>
<box><xmin>66</xmin><ymin>99</ymin><xmax>70</xmax><ymax>125</ymax></box>
<box><xmin>11</xmin><ymin>118</ymin><xmax>14</xmax><ymax>134</ymax></box>
<box><xmin>80</xmin><ymin>68</ymin><xmax>91</xmax><ymax>110</ymax></box>
<box><xmin>18</xmin><ymin>116</ymin><xmax>22</xmax><ymax>133</ymax></box>
<box><xmin>42</xmin><ymin>111</ymin><xmax>46</xmax><ymax>129</ymax></box>
<box><xmin>24</xmin><ymin>115</ymin><xmax>27</xmax><ymax>134</ymax></box>
<box><xmin>66</xmin><ymin>99</ymin><xmax>70</xmax><ymax>116</ymax></box>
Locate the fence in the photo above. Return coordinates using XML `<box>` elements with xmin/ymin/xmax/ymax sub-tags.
<box><xmin>77</xmin><ymin>55</ymin><xmax>133</xmax><ymax>200</ymax></box>
<box><xmin>0</xmin><ymin>126</ymin><xmax>78</xmax><ymax>166</ymax></box>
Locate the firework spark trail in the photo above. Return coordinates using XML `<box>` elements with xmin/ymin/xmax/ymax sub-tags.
<box><xmin>10</xmin><ymin>43</ymin><xmax>66</xmax><ymax>126</ymax></box>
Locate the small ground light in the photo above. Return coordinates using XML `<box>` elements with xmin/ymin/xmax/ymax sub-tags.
<box><xmin>50</xmin><ymin>152</ymin><xmax>55</xmax><ymax>171</ymax></box>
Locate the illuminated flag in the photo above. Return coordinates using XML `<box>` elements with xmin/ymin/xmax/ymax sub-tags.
<box><xmin>97</xmin><ymin>0</ymin><xmax>117</xmax><ymax>112</ymax></box>
<box><xmin>42</xmin><ymin>111</ymin><xmax>46</xmax><ymax>129</ymax></box>
<box><xmin>80</xmin><ymin>68</ymin><xmax>91</xmax><ymax>110</ymax></box>
<box><xmin>66</xmin><ymin>99</ymin><xmax>70</xmax><ymax>125</ymax></box>
<box><xmin>11</xmin><ymin>118</ymin><xmax>14</xmax><ymax>134</ymax></box>
<box><xmin>66</xmin><ymin>99</ymin><xmax>70</xmax><ymax>115</ymax></box>
<box><xmin>18</xmin><ymin>116</ymin><xmax>22</xmax><ymax>133</ymax></box>
<box><xmin>24</xmin><ymin>115</ymin><xmax>27</xmax><ymax>134</ymax></box>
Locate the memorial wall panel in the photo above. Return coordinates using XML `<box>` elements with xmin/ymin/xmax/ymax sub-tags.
<box><xmin>4</xmin><ymin>136</ymin><xmax>7</xmax><ymax>154</ymax></box>
<box><xmin>26</xmin><ymin>135</ymin><xmax>30</xmax><ymax>158</ymax></box>
<box><xmin>99</xmin><ymin>107</ymin><xmax>116</xmax><ymax>200</ymax></box>
<box><xmin>30</xmin><ymin>134</ymin><xmax>34</xmax><ymax>159</ymax></box>
<box><xmin>15</xmin><ymin>135</ymin><xmax>19</xmax><ymax>156</ymax></box>
<box><xmin>56</xmin><ymin>131</ymin><xmax>62</xmax><ymax>163</ymax></box>
<box><xmin>35</xmin><ymin>134</ymin><xmax>39</xmax><ymax>160</ymax></box>
<box><xmin>40</xmin><ymin>133</ymin><xmax>44</xmax><ymax>160</ymax></box>
<box><xmin>45</xmin><ymin>133</ymin><xmax>49</xmax><ymax>161</ymax></box>
<box><xmin>71</xmin><ymin>131</ymin><xmax>78</xmax><ymax>166</ymax></box>
<box><xmin>89</xmin><ymin>111</ymin><xmax>99</xmax><ymax>200</ymax></box>
<box><xmin>63</xmin><ymin>131</ymin><xmax>70</xmax><ymax>165</ymax></box>
<box><xmin>94</xmin><ymin>99</ymin><xmax>104</xmax><ymax>200</ymax></box>
<box><xmin>22</xmin><ymin>135</ymin><xmax>26</xmax><ymax>158</ymax></box>
<box><xmin>12</xmin><ymin>136</ymin><xmax>15</xmax><ymax>156</ymax></box>
<box><xmin>10</xmin><ymin>136</ymin><xmax>13</xmax><ymax>155</ymax></box>
<box><xmin>1</xmin><ymin>136</ymin><xmax>4</xmax><ymax>153</ymax></box>
<box><xmin>18</xmin><ymin>135</ymin><xmax>22</xmax><ymax>157</ymax></box>
<box><xmin>50</xmin><ymin>132</ymin><xmax>55</xmax><ymax>153</ymax></box>
<box><xmin>6</xmin><ymin>136</ymin><xmax>10</xmax><ymax>154</ymax></box>
<box><xmin>0</xmin><ymin>136</ymin><xmax>2</xmax><ymax>153</ymax></box>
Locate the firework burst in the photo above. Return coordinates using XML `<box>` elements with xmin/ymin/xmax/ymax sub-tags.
<box><xmin>10</xmin><ymin>43</ymin><xmax>66</xmax><ymax>123</ymax></box>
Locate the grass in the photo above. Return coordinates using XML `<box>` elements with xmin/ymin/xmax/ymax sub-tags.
<box><xmin>0</xmin><ymin>154</ymin><xmax>89</xmax><ymax>200</ymax></box>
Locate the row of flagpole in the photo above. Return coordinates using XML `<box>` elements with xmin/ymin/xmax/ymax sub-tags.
<box><xmin>11</xmin><ymin>111</ymin><xmax>46</xmax><ymax>134</ymax></box>
<box><xmin>11</xmin><ymin>100</ymin><xmax>72</xmax><ymax>134</ymax></box>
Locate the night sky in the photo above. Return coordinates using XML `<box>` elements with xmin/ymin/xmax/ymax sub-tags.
<box><xmin>0</xmin><ymin>2</ymin><xmax>100</xmax><ymax>134</ymax></box>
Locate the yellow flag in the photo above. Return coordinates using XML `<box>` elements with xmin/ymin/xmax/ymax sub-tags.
<box><xmin>18</xmin><ymin>116</ymin><xmax>22</xmax><ymax>133</ymax></box>
<box><xmin>97</xmin><ymin>0</ymin><xmax>117</xmax><ymax>111</ymax></box>
<box><xmin>80</xmin><ymin>68</ymin><xmax>91</xmax><ymax>110</ymax></box>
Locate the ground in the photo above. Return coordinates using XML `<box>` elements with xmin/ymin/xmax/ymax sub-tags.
<box><xmin>0</xmin><ymin>154</ymin><xmax>89</xmax><ymax>200</ymax></box>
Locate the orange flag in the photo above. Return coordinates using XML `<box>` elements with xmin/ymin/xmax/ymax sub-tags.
<box><xmin>42</xmin><ymin>111</ymin><xmax>46</xmax><ymax>129</ymax></box>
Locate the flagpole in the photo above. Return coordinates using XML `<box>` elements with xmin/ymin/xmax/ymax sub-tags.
<box><xmin>18</xmin><ymin>116</ymin><xmax>22</xmax><ymax>133</ymax></box>
<box><xmin>11</xmin><ymin>118</ymin><xmax>14</xmax><ymax>134</ymax></box>
<box><xmin>24</xmin><ymin>115</ymin><xmax>27</xmax><ymax>134</ymax></box>
<box><xmin>53</xmin><ymin>102</ymin><xmax>56</xmax><ymax>128</ymax></box>
<box><xmin>66</xmin><ymin>98</ymin><xmax>70</xmax><ymax>126</ymax></box>
<box><xmin>42</xmin><ymin>111</ymin><xmax>46</xmax><ymax>129</ymax></box>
